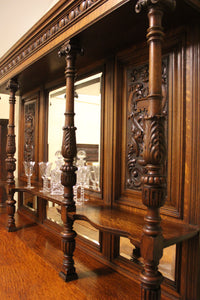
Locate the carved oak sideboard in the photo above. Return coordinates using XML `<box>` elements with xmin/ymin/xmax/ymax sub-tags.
<box><xmin>0</xmin><ymin>1</ymin><xmax>200</xmax><ymax>299</ymax></box>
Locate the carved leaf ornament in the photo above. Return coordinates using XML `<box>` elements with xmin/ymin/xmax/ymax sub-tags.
<box><xmin>126</xmin><ymin>59</ymin><xmax>168</xmax><ymax>190</ymax></box>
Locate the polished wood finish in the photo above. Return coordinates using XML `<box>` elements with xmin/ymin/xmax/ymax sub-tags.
<box><xmin>5</xmin><ymin>78</ymin><xmax>18</xmax><ymax>232</ymax></box>
<box><xmin>135</xmin><ymin>1</ymin><xmax>175</xmax><ymax>298</ymax></box>
<box><xmin>5</xmin><ymin>179</ymin><xmax>200</xmax><ymax>252</ymax></box>
<box><xmin>1</xmin><ymin>0</ymin><xmax>200</xmax><ymax>299</ymax></box>
<box><xmin>0</xmin><ymin>119</ymin><xmax>8</xmax><ymax>206</ymax></box>
<box><xmin>5</xmin><ymin>78</ymin><xmax>18</xmax><ymax>185</ymax></box>
<box><xmin>0</xmin><ymin>210</ymin><xmax>142</xmax><ymax>300</ymax></box>
<box><xmin>58</xmin><ymin>40</ymin><xmax>83</xmax><ymax>281</ymax></box>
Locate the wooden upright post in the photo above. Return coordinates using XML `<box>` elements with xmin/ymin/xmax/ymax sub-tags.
<box><xmin>58</xmin><ymin>40</ymin><xmax>83</xmax><ymax>281</ymax></box>
<box><xmin>5</xmin><ymin>78</ymin><xmax>18</xmax><ymax>232</ymax></box>
<box><xmin>5</xmin><ymin>78</ymin><xmax>18</xmax><ymax>185</ymax></box>
<box><xmin>135</xmin><ymin>1</ymin><xmax>176</xmax><ymax>299</ymax></box>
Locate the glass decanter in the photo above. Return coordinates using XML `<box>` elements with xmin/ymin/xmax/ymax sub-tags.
<box><xmin>50</xmin><ymin>152</ymin><xmax>64</xmax><ymax>195</ymax></box>
<box><xmin>74</xmin><ymin>150</ymin><xmax>87</xmax><ymax>204</ymax></box>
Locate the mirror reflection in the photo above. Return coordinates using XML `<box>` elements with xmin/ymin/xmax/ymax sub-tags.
<box><xmin>48</xmin><ymin>72</ymin><xmax>102</xmax><ymax>193</ymax></box>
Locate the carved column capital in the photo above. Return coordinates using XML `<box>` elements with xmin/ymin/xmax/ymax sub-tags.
<box><xmin>58</xmin><ymin>40</ymin><xmax>83</xmax><ymax>58</ymax></box>
<box><xmin>6</xmin><ymin>78</ymin><xmax>19</xmax><ymax>103</ymax></box>
<box><xmin>135</xmin><ymin>0</ymin><xmax>176</xmax><ymax>13</ymax></box>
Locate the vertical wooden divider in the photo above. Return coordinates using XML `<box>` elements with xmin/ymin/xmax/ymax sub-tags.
<box><xmin>135</xmin><ymin>1</ymin><xmax>176</xmax><ymax>299</ymax></box>
<box><xmin>58</xmin><ymin>40</ymin><xmax>83</xmax><ymax>281</ymax></box>
<box><xmin>6</xmin><ymin>77</ymin><xmax>18</xmax><ymax>232</ymax></box>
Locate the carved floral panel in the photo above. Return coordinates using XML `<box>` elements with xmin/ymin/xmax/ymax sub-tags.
<box><xmin>126</xmin><ymin>58</ymin><xmax>168</xmax><ymax>190</ymax></box>
<box><xmin>24</xmin><ymin>101</ymin><xmax>36</xmax><ymax>162</ymax></box>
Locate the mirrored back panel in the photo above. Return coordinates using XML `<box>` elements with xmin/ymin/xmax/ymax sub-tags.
<box><xmin>48</xmin><ymin>72</ymin><xmax>102</xmax><ymax>193</ymax></box>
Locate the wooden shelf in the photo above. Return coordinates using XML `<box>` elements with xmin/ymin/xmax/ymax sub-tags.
<box><xmin>7</xmin><ymin>180</ymin><xmax>200</xmax><ymax>250</ymax></box>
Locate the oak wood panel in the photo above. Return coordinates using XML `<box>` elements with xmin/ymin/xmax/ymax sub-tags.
<box><xmin>117</xmin><ymin>29</ymin><xmax>186</xmax><ymax>220</ymax></box>
<box><xmin>179</xmin><ymin>21</ymin><xmax>200</xmax><ymax>300</ymax></box>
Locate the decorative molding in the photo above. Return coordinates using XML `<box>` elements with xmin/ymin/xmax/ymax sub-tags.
<box><xmin>0</xmin><ymin>0</ymin><xmax>98</xmax><ymax>80</ymax></box>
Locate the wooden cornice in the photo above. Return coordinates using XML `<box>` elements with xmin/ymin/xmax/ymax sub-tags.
<box><xmin>0</xmin><ymin>0</ymin><xmax>199</xmax><ymax>90</ymax></box>
<box><xmin>0</xmin><ymin>0</ymin><xmax>128</xmax><ymax>87</ymax></box>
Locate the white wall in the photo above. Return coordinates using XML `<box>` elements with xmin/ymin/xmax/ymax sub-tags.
<box><xmin>0</xmin><ymin>0</ymin><xmax>59</xmax><ymax>58</ymax></box>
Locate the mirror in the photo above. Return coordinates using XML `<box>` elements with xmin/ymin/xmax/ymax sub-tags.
<box><xmin>48</xmin><ymin>72</ymin><xmax>102</xmax><ymax>192</ymax></box>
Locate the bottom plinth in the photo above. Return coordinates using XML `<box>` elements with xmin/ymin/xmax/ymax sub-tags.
<box><xmin>59</xmin><ymin>271</ymin><xmax>78</xmax><ymax>282</ymax></box>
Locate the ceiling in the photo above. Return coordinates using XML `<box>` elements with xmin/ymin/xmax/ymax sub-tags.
<box><xmin>0</xmin><ymin>0</ymin><xmax>59</xmax><ymax>59</ymax></box>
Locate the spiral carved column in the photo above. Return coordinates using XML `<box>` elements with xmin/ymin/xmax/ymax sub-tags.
<box><xmin>58</xmin><ymin>40</ymin><xmax>83</xmax><ymax>281</ymax></box>
<box><xmin>135</xmin><ymin>1</ymin><xmax>176</xmax><ymax>299</ymax></box>
<box><xmin>5</xmin><ymin>78</ymin><xmax>18</xmax><ymax>232</ymax></box>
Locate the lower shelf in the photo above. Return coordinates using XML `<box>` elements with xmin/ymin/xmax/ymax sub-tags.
<box><xmin>6</xmin><ymin>179</ymin><xmax>200</xmax><ymax>250</ymax></box>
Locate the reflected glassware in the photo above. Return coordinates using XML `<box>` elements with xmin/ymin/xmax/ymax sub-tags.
<box><xmin>76</xmin><ymin>150</ymin><xmax>86</xmax><ymax>168</ymax></box>
<box><xmin>74</xmin><ymin>165</ymin><xmax>90</xmax><ymax>204</ymax></box>
<box><xmin>90</xmin><ymin>165</ymin><xmax>100</xmax><ymax>191</ymax></box>
<box><xmin>50</xmin><ymin>159</ymin><xmax>64</xmax><ymax>195</ymax></box>
<box><xmin>23</xmin><ymin>161</ymin><xmax>35</xmax><ymax>189</ymax></box>
<box><xmin>39</xmin><ymin>162</ymin><xmax>52</xmax><ymax>192</ymax></box>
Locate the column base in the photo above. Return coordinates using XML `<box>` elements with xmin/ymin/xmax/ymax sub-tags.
<box><xmin>7</xmin><ymin>224</ymin><xmax>17</xmax><ymax>232</ymax></box>
<box><xmin>59</xmin><ymin>271</ymin><xmax>78</xmax><ymax>282</ymax></box>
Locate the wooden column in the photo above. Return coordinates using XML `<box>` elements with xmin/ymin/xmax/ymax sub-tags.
<box><xmin>5</xmin><ymin>78</ymin><xmax>18</xmax><ymax>232</ymax></box>
<box><xmin>0</xmin><ymin>119</ymin><xmax>8</xmax><ymax>207</ymax></box>
<box><xmin>135</xmin><ymin>1</ymin><xmax>175</xmax><ymax>299</ymax></box>
<box><xmin>58</xmin><ymin>40</ymin><xmax>82</xmax><ymax>281</ymax></box>
<box><xmin>5</xmin><ymin>78</ymin><xmax>18</xmax><ymax>185</ymax></box>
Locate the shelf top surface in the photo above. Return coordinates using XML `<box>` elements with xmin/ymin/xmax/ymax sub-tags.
<box><xmin>6</xmin><ymin>180</ymin><xmax>200</xmax><ymax>249</ymax></box>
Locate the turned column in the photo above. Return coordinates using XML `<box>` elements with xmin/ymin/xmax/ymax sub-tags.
<box><xmin>5</xmin><ymin>78</ymin><xmax>18</xmax><ymax>232</ymax></box>
<box><xmin>135</xmin><ymin>1</ymin><xmax>176</xmax><ymax>299</ymax></box>
<box><xmin>6</xmin><ymin>78</ymin><xmax>18</xmax><ymax>185</ymax></box>
<box><xmin>58</xmin><ymin>40</ymin><xmax>82</xmax><ymax>281</ymax></box>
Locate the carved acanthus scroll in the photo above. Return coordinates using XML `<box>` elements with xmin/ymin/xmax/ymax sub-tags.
<box><xmin>126</xmin><ymin>60</ymin><xmax>168</xmax><ymax>190</ymax></box>
<box><xmin>24</xmin><ymin>102</ymin><xmax>36</xmax><ymax>161</ymax></box>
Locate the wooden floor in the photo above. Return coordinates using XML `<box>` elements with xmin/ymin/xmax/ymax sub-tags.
<box><xmin>0</xmin><ymin>207</ymin><xmax>140</xmax><ymax>300</ymax></box>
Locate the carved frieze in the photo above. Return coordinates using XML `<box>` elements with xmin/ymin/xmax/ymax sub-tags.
<box><xmin>126</xmin><ymin>58</ymin><xmax>168</xmax><ymax>190</ymax></box>
<box><xmin>0</xmin><ymin>0</ymin><xmax>98</xmax><ymax>79</ymax></box>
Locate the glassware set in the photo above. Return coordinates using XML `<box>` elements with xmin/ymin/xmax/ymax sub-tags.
<box><xmin>73</xmin><ymin>150</ymin><xmax>100</xmax><ymax>205</ymax></box>
<box><xmin>23</xmin><ymin>150</ymin><xmax>100</xmax><ymax>204</ymax></box>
